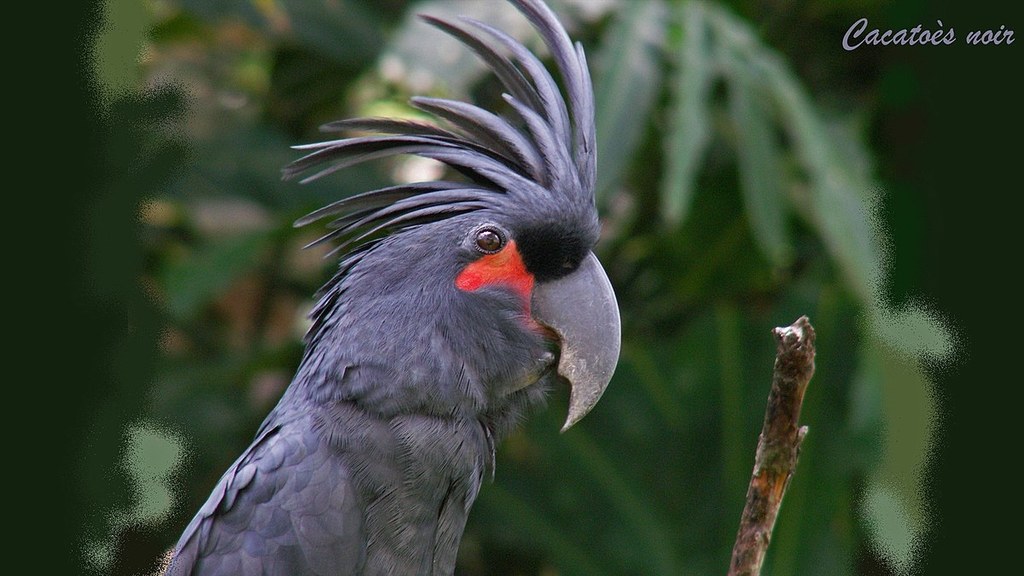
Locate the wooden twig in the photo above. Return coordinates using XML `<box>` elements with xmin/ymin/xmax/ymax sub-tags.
<box><xmin>727</xmin><ymin>316</ymin><xmax>816</xmax><ymax>576</ymax></box>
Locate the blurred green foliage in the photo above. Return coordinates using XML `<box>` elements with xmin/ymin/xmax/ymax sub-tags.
<box><xmin>97</xmin><ymin>0</ymin><xmax>952</xmax><ymax>574</ymax></box>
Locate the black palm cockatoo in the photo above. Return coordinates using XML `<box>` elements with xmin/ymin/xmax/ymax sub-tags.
<box><xmin>167</xmin><ymin>0</ymin><xmax>619</xmax><ymax>574</ymax></box>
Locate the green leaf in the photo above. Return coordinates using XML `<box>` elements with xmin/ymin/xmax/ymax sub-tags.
<box><xmin>477</xmin><ymin>484</ymin><xmax>610</xmax><ymax>576</ymax></box>
<box><xmin>860</xmin><ymin>481</ymin><xmax>917</xmax><ymax>574</ymax></box>
<box><xmin>161</xmin><ymin>230</ymin><xmax>273</xmax><ymax>320</ymax></box>
<box><xmin>281</xmin><ymin>0</ymin><xmax>384</xmax><ymax>67</ymax></box>
<box><xmin>95</xmin><ymin>0</ymin><xmax>150</xmax><ymax>101</ymax></box>
<box><xmin>619</xmin><ymin>341</ymin><xmax>686</xmax><ymax>430</ymax></box>
<box><xmin>661</xmin><ymin>0</ymin><xmax>714</xmax><ymax>224</ymax></box>
<box><xmin>723</xmin><ymin>51</ymin><xmax>792</xmax><ymax>267</ymax></box>
<box><xmin>858</xmin><ymin>338</ymin><xmax>934</xmax><ymax>568</ymax></box>
<box><xmin>178</xmin><ymin>0</ymin><xmax>384</xmax><ymax>67</ymax></box>
<box><xmin>705</xmin><ymin>2</ymin><xmax>877</xmax><ymax>300</ymax></box>
<box><xmin>559</xmin><ymin>424</ymin><xmax>682</xmax><ymax>575</ymax></box>
<box><xmin>170</xmin><ymin>122</ymin><xmax>384</xmax><ymax>211</ymax></box>
<box><xmin>177</xmin><ymin>0</ymin><xmax>263</xmax><ymax>29</ymax></box>
<box><xmin>756</xmin><ymin>68</ymin><xmax>876</xmax><ymax>299</ymax></box>
<box><xmin>123</xmin><ymin>422</ymin><xmax>186</xmax><ymax>523</ymax></box>
<box><xmin>594</xmin><ymin>0</ymin><xmax>668</xmax><ymax>203</ymax></box>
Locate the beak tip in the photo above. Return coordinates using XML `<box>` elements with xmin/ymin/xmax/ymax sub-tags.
<box><xmin>561</xmin><ymin>354</ymin><xmax>614</xmax><ymax>430</ymax></box>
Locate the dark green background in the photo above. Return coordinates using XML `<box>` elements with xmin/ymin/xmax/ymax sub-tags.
<box><xmin>22</xmin><ymin>0</ymin><xmax>1019</xmax><ymax>573</ymax></box>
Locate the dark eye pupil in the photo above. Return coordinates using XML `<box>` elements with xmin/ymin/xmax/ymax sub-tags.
<box><xmin>476</xmin><ymin>229</ymin><xmax>502</xmax><ymax>252</ymax></box>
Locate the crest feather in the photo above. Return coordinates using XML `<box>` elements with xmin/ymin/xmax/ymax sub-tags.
<box><xmin>284</xmin><ymin>0</ymin><xmax>596</xmax><ymax>257</ymax></box>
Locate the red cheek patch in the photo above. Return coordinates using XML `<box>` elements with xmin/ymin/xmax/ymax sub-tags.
<box><xmin>455</xmin><ymin>240</ymin><xmax>535</xmax><ymax>303</ymax></box>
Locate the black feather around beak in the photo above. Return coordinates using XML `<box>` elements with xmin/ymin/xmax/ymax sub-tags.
<box><xmin>531</xmin><ymin>252</ymin><xmax>620</xmax><ymax>431</ymax></box>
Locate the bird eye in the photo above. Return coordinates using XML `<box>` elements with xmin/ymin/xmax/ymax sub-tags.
<box><xmin>474</xmin><ymin>227</ymin><xmax>505</xmax><ymax>254</ymax></box>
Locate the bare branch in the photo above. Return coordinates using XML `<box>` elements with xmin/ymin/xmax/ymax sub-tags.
<box><xmin>727</xmin><ymin>316</ymin><xmax>816</xmax><ymax>576</ymax></box>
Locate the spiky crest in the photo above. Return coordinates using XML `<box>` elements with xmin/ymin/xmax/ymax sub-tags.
<box><xmin>283</xmin><ymin>0</ymin><xmax>596</xmax><ymax>258</ymax></box>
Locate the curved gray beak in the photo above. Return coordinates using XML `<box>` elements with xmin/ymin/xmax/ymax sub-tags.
<box><xmin>531</xmin><ymin>252</ymin><xmax>621</xmax><ymax>431</ymax></box>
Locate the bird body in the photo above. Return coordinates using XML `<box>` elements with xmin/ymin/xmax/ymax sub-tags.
<box><xmin>171</xmin><ymin>407</ymin><xmax>488</xmax><ymax>575</ymax></box>
<box><xmin>168</xmin><ymin>1</ymin><xmax>620</xmax><ymax>574</ymax></box>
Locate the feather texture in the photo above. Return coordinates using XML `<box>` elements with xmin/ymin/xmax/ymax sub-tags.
<box><xmin>285</xmin><ymin>0</ymin><xmax>597</xmax><ymax>256</ymax></box>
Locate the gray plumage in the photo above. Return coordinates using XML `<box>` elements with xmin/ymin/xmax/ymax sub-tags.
<box><xmin>167</xmin><ymin>1</ymin><xmax>600</xmax><ymax>574</ymax></box>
